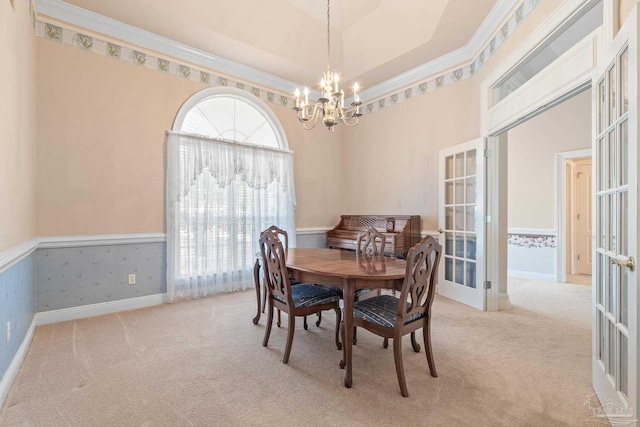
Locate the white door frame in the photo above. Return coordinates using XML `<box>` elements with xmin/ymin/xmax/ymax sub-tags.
<box><xmin>556</xmin><ymin>148</ymin><xmax>593</xmax><ymax>282</ymax></box>
<box><xmin>480</xmin><ymin>0</ymin><xmax>598</xmax><ymax>311</ymax></box>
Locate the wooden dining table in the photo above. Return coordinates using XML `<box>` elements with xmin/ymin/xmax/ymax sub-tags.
<box><xmin>285</xmin><ymin>247</ymin><xmax>407</xmax><ymax>388</ymax></box>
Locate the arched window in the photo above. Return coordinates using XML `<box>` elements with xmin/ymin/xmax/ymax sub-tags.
<box><xmin>167</xmin><ymin>87</ymin><xmax>295</xmax><ymax>301</ymax></box>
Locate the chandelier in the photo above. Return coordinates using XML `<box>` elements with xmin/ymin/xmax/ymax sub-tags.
<box><xmin>293</xmin><ymin>0</ymin><xmax>362</xmax><ymax>131</ymax></box>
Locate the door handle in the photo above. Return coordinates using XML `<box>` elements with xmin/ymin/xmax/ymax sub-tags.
<box><xmin>611</xmin><ymin>256</ymin><xmax>636</xmax><ymax>272</ymax></box>
<box><xmin>438</xmin><ymin>228</ymin><xmax>443</xmax><ymax>234</ymax></box>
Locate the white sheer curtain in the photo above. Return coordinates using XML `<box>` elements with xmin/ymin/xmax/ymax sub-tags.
<box><xmin>166</xmin><ymin>132</ymin><xmax>296</xmax><ymax>301</ymax></box>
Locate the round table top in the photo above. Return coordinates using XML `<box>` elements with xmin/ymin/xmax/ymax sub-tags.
<box><xmin>286</xmin><ymin>247</ymin><xmax>407</xmax><ymax>281</ymax></box>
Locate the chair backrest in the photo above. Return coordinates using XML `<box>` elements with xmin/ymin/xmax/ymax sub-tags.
<box><xmin>259</xmin><ymin>229</ymin><xmax>291</xmax><ymax>305</ymax></box>
<box><xmin>266</xmin><ymin>225</ymin><xmax>289</xmax><ymax>256</ymax></box>
<box><xmin>397</xmin><ymin>236</ymin><xmax>442</xmax><ymax>324</ymax></box>
<box><xmin>356</xmin><ymin>226</ymin><xmax>386</xmax><ymax>256</ymax></box>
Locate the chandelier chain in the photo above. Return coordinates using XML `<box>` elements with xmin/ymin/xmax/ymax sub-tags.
<box><xmin>327</xmin><ymin>0</ymin><xmax>331</xmax><ymax>71</ymax></box>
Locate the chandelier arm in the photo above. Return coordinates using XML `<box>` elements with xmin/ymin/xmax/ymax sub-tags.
<box><xmin>296</xmin><ymin>103</ymin><xmax>323</xmax><ymax>129</ymax></box>
<box><xmin>343</xmin><ymin>109</ymin><xmax>362</xmax><ymax>120</ymax></box>
<box><xmin>340</xmin><ymin>117</ymin><xmax>360</xmax><ymax>127</ymax></box>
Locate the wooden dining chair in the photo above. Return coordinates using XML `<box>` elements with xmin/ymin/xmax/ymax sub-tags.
<box><xmin>260</xmin><ymin>229</ymin><xmax>343</xmax><ymax>363</ymax></box>
<box><xmin>353</xmin><ymin>227</ymin><xmax>387</xmax><ymax>346</ymax></box>
<box><xmin>254</xmin><ymin>225</ymin><xmax>318</xmax><ymax>329</ymax></box>
<box><xmin>344</xmin><ymin>235</ymin><xmax>442</xmax><ymax>397</ymax></box>
<box><xmin>356</xmin><ymin>226</ymin><xmax>386</xmax><ymax>256</ymax></box>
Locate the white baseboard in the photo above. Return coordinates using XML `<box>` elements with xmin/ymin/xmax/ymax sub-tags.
<box><xmin>508</xmin><ymin>269</ymin><xmax>557</xmax><ymax>282</ymax></box>
<box><xmin>0</xmin><ymin>316</ymin><xmax>36</xmax><ymax>408</ymax></box>
<box><xmin>498</xmin><ymin>292</ymin><xmax>512</xmax><ymax>310</ymax></box>
<box><xmin>35</xmin><ymin>293</ymin><xmax>167</xmax><ymax>325</ymax></box>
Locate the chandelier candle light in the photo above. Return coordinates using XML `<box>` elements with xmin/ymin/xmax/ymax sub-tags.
<box><xmin>293</xmin><ymin>0</ymin><xmax>362</xmax><ymax>131</ymax></box>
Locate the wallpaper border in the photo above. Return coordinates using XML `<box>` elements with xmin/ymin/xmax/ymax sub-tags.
<box><xmin>32</xmin><ymin>0</ymin><xmax>542</xmax><ymax>116</ymax></box>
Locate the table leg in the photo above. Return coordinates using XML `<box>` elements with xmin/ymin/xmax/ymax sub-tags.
<box><xmin>252</xmin><ymin>259</ymin><xmax>261</xmax><ymax>325</ymax></box>
<box><xmin>342</xmin><ymin>278</ymin><xmax>354</xmax><ymax>388</ymax></box>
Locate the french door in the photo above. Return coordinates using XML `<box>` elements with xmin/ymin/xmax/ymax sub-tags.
<box><xmin>438</xmin><ymin>138</ymin><xmax>486</xmax><ymax>310</ymax></box>
<box><xmin>592</xmin><ymin>10</ymin><xmax>638</xmax><ymax>423</ymax></box>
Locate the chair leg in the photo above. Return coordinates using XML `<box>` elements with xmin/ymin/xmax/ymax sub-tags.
<box><xmin>262</xmin><ymin>302</ymin><xmax>274</xmax><ymax>347</ymax></box>
<box><xmin>339</xmin><ymin>320</ymin><xmax>346</xmax><ymax>369</ymax></box>
<box><xmin>303</xmin><ymin>316</ymin><xmax>308</xmax><ymax>330</ymax></box>
<box><xmin>334</xmin><ymin>309</ymin><xmax>342</xmax><ymax>350</ymax></box>
<box><xmin>353</xmin><ymin>327</ymin><xmax>358</xmax><ymax>345</ymax></box>
<box><xmin>411</xmin><ymin>331</ymin><xmax>421</xmax><ymax>353</ymax></box>
<box><xmin>261</xmin><ymin>280</ymin><xmax>267</xmax><ymax>314</ymax></box>
<box><xmin>423</xmin><ymin>318</ymin><xmax>438</xmax><ymax>378</ymax></box>
<box><xmin>316</xmin><ymin>312</ymin><xmax>322</xmax><ymax>327</ymax></box>
<box><xmin>253</xmin><ymin>260</ymin><xmax>261</xmax><ymax>325</ymax></box>
<box><xmin>383</xmin><ymin>338</ymin><xmax>389</xmax><ymax>348</ymax></box>
<box><xmin>277</xmin><ymin>309</ymin><xmax>281</xmax><ymax>327</ymax></box>
<box><xmin>393</xmin><ymin>335</ymin><xmax>409</xmax><ymax>397</ymax></box>
<box><xmin>283</xmin><ymin>314</ymin><xmax>295</xmax><ymax>364</ymax></box>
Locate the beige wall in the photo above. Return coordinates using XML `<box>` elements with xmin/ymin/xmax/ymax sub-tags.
<box><xmin>341</xmin><ymin>80</ymin><xmax>475</xmax><ymax>231</ymax></box>
<box><xmin>507</xmin><ymin>89</ymin><xmax>592</xmax><ymax>230</ymax></box>
<box><xmin>36</xmin><ymin>39</ymin><xmax>342</xmax><ymax>236</ymax></box>
<box><xmin>0</xmin><ymin>0</ymin><xmax>37</xmax><ymax>252</ymax></box>
<box><xmin>35</xmin><ymin>0</ymin><xmax>568</xmax><ymax>237</ymax></box>
<box><xmin>340</xmin><ymin>0</ymin><xmax>565</xmax><ymax>232</ymax></box>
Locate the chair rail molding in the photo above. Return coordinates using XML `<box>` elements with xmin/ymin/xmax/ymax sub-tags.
<box><xmin>38</xmin><ymin>233</ymin><xmax>167</xmax><ymax>248</ymax></box>
<box><xmin>0</xmin><ymin>239</ymin><xmax>39</xmax><ymax>275</ymax></box>
<box><xmin>294</xmin><ymin>227</ymin><xmax>332</xmax><ymax>236</ymax></box>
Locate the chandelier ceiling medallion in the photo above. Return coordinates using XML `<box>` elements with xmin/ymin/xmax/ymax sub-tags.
<box><xmin>293</xmin><ymin>0</ymin><xmax>362</xmax><ymax>132</ymax></box>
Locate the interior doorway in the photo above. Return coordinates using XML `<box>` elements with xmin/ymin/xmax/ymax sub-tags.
<box><xmin>566</xmin><ymin>157</ymin><xmax>593</xmax><ymax>285</ymax></box>
<box><xmin>504</xmin><ymin>89</ymin><xmax>592</xmax><ymax>286</ymax></box>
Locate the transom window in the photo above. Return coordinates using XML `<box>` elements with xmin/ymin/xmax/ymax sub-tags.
<box><xmin>179</xmin><ymin>96</ymin><xmax>280</xmax><ymax>148</ymax></box>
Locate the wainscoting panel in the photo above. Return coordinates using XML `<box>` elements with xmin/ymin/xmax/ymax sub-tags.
<box><xmin>295</xmin><ymin>231</ymin><xmax>328</xmax><ymax>248</ymax></box>
<box><xmin>507</xmin><ymin>231</ymin><xmax>557</xmax><ymax>281</ymax></box>
<box><xmin>36</xmin><ymin>243</ymin><xmax>166</xmax><ymax>312</ymax></box>
<box><xmin>0</xmin><ymin>254</ymin><xmax>35</xmax><ymax>399</ymax></box>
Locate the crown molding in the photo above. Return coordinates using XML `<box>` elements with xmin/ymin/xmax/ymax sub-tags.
<box><xmin>358</xmin><ymin>0</ymin><xmax>520</xmax><ymax>102</ymax></box>
<box><xmin>35</xmin><ymin>0</ymin><xmax>529</xmax><ymax>105</ymax></box>
<box><xmin>34</xmin><ymin>0</ymin><xmax>301</xmax><ymax>96</ymax></box>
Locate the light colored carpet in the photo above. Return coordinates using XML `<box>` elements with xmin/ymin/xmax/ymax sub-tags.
<box><xmin>0</xmin><ymin>279</ymin><xmax>598</xmax><ymax>426</ymax></box>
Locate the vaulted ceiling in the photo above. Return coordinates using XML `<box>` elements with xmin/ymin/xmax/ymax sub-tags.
<box><xmin>61</xmin><ymin>0</ymin><xmax>499</xmax><ymax>90</ymax></box>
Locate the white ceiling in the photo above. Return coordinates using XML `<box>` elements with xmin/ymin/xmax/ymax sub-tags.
<box><xmin>61</xmin><ymin>0</ymin><xmax>499</xmax><ymax>90</ymax></box>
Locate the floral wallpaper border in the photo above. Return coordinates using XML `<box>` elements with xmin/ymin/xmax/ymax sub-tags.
<box><xmin>34</xmin><ymin>0</ymin><xmax>540</xmax><ymax>116</ymax></box>
<box><xmin>508</xmin><ymin>233</ymin><xmax>556</xmax><ymax>248</ymax></box>
<box><xmin>34</xmin><ymin>19</ymin><xmax>296</xmax><ymax>109</ymax></box>
<box><xmin>361</xmin><ymin>0</ymin><xmax>541</xmax><ymax>116</ymax></box>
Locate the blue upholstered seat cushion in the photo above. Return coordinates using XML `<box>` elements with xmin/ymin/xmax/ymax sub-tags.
<box><xmin>273</xmin><ymin>284</ymin><xmax>340</xmax><ymax>308</ymax></box>
<box><xmin>353</xmin><ymin>295</ymin><xmax>425</xmax><ymax>328</ymax></box>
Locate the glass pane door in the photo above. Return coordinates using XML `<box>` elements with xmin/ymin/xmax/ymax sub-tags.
<box><xmin>439</xmin><ymin>139</ymin><xmax>485</xmax><ymax>310</ymax></box>
<box><xmin>593</xmin><ymin>31</ymin><xmax>637</xmax><ymax>420</ymax></box>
